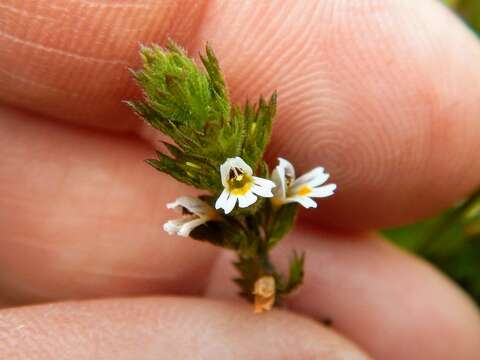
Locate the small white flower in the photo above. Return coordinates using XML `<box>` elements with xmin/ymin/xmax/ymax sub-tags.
<box><xmin>215</xmin><ymin>157</ymin><xmax>276</xmax><ymax>214</ymax></box>
<box><xmin>164</xmin><ymin>196</ymin><xmax>219</xmax><ymax>237</ymax></box>
<box><xmin>271</xmin><ymin>158</ymin><xmax>336</xmax><ymax>208</ymax></box>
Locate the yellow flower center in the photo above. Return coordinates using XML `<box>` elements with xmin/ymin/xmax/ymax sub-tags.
<box><xmin>296</xmin><ymin>184</ymin><xmax>312</xmax><ymax>196</ymax></box>
<box><xmin>228</xmin><ymin>172</ymin><xmax>253</xmax><ymax>196</ymax></box>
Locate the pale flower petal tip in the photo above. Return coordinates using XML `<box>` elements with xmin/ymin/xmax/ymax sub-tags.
<box><xmin>163</xmin><ymin>221</ymin><xmax>177</xmax><ymax>235</ymax></box>
<box><xmin>163</xmin><ymin>196</ymin><xmax>218</xmax><ymax>237</ymax></box>
<box><xmin>215</xmin><ymin>157</ymin><xmax>275</xmax><ymax>214</ymax></box>
<box><xmin>166</xmin><ymin>201</ymin><xmax>178</xmax><ymax>210</ymax></box>
<box><xmin>271</xmin><ymin>158</ymin><xmax>337</xmax><ymax>208</ymax></box>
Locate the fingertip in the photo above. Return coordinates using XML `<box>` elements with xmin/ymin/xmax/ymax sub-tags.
<box><xmin>287</xmin><ymin>229</ymin><xmax>480</xmax><ymax>360</ymax></box>
<box><xmin>195</xmin><ymin>0</ymin><xmax>480</xmax><ymax>229</ymax></box>
<box><xmin>207</xmin><ymin>228</ymin><xmax>480</xmax><ymax>360</ymax></box>
<box><xmin>0</xmin><ymin>297</ymin><xmax>370</xmax><ymax>359</ymax></box>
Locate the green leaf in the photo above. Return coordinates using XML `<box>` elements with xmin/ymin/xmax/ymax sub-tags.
<box><xmin>278</xmin><ymin>251</ymin><xmax>305</xmax><ymax>294</ymax></box>
<box><xmin>240</xmin><ymin>92</ymin><xmax>277</xmax><ymax>168</ymax></box>
<box><xmin>233</xmin><ymin>255</ymin><xmax>264</xmax><ymax>300</ymax></box>
<box><xmin>146</xmin><ymin>152</ymin><xmax>219</xmax><ymax>191</ymax></box>
<box><xmin>157</xmin><ymin>143</ymin><xmax>222</xmax><ymax>190</ymax></box>
<box><xmin>190</xmin><ymin>219</ymin><xmax>251</xmax><ymax>253</ymax></box>
<box><xmin>199</xmin><ymin>44</ymin><xmax>230</xmax><ymax>109</ymax></box>
<box><xmin>268</xmin><ymin>203</ymin><xmax>299</xmax><ymax>248</ymax></box>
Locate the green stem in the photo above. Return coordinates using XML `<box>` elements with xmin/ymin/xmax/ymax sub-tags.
<box><xmin>259</xmin><ymin>249</ymin><xmax>275</xmax><ymax>275</ymax></box>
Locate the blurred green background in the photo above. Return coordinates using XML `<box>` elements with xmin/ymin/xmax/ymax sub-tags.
<box><xmin>384</xmin><ymin>1</ymin><xmax>480</xmax><ymax>306</ymax></box>
<box><xmin>444</xmin><ymin>0</ymin><xmax>480</xmax><ymax>33</ymax></box>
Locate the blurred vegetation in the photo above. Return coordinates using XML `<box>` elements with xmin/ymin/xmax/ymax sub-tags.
<box><xmin>385</xmin><ymin>190</ymin><xmax>480</xmax><ymax>304</ymax></box>
<box><xmin>444</xmin><ymin>0</ymin><xmax>480</xmax><ymax>32</ymax></box>
<box><xmin>385</xmin><ymin>1</ymin><xmax>480</xmax><ymax>306</ymax></box>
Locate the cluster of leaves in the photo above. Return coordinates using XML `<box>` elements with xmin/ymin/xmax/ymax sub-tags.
<box><xmin>129</xmin><ymin>41</ymin><xmax>303</xmax><ymax>303</ymax></box>
<box><xmin>385</xmin><ymin>2</ymin><xmax>480</xmax><ymax>306</ymax></box>
<box><xmin>190</xmin><ymin>198</ymin><xmax>302</xmax><ymax>300</ymax></box>
<box><xmin>128</xmin><ymin>42</ymin><xmax>276</xmax><ymax>193</ymax></box>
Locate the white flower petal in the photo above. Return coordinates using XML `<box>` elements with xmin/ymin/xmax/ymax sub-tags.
<box><xmin>278</xmin><ymin>158</ymin><xmax>295</xmax><ymax>180</ymax></box>
<box><xmin>178</xmin><ymin>218</ymin><xmax>208</xmax><ymax>237</ymax></box>
<box><xmin>219</xmin><ymin>157</ymin><xmax>254</xmax><ymax>186</ymax></box>
<box><xmin>230</xmin><ymin>157</ymin><xmax>253</xmax><ymax>175</ymax></box>
<box><xmin>308</xmin><ymin>173</ymin><xmax>331</xmax><ymax>187</ymax></box>
<box><xmin>253</xmin><ymin>176</ymin><xmax>276</xmax><ymax>189</ymax></box>
<box><xmin>294</xmin><ymin>167</ymin><xmax>329</xmax><ymax>187</ymax></box>
<box><xmin>215</xmin><ymin>189</ymin><xmax>238</xmax><ymax>214</ymax></box>
<box><xmin>220</xmin><ymin>161</ymin><xmax>230</xmax><ymax>188</ymax></box>
<box><xmin>215</xmin><ymin>189</ymin><xmax>230</xmax><ymax>210</ymax></box>
<box><xmin>166</xmin><ymin>200</ymin><xmax>180</xmax><ymax>210</ymax></box>
<box><xmin>251</xmin><ymin>183</ymin><xmax>274</xmax><ymax>197</ymax></box>
<box><xmin>271</xmin><ymin>166</ymin><xmax>286</xmax><ymax>199</ymax></box>
<box><xmin>163</xmin><ymin>220</ymin><xmax>178</xmax><ymax>235</ymax></box>
<box><xmin>287</xmin><ymin>196</ymin><xmax>317</xmax><ymax>208</ymax></box>
<box><xmin>223</xmin><ymin>193</ymin><xmax>238</xmax><ymax>214</ymax></box>
<box><xmin>271</xmin><ymin>158</ymin><xmax>296</xmax><ymax>201</ymax></box>
<box><xmin>310</xmin><ymin>183</ymin><xmax>337</xmax><ymax>198</ymax></box>
<box><xmin>252</xmin><ymin>177</ymin><xmax>275</xmax><ymax>198</ymax></box>
<box><xmin>168</xmin><ymin>196</ymin><xmax>211</xmax><ymax>216</ymax></box>
<box><xmin>238</xmin><ymin>191</ymin><xmax>257</xmax><ymax>208</ymax></box>
<box><xmin>163</xmin><ymin>216</ymin><xmax>194</xmax><ymax>235</ymax></box>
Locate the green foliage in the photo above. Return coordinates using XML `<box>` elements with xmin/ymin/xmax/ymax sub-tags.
<box><xmin>240</xmin><ymin>94</ymin><xmax>277</xmax><ymax>168</ymax></box>
<box><xmin>444</xmin><ymin>0</ymin><xmax>480</xmax><ymax>34</ymax></box>
<box><xmin>278</xmin><ymin>251</ymin><xmax>305</xmax><ymax>295</ymax></box>
<box><xmin>130</xmin><ymin>42</ymin><xmax>230</xmax><ymax>136</ymax></box>
<box><xmin>458</xmin><ymin>2</ymin><xmax>480</xmax><ymax>33</ymax></box>
<box><xmin>385</xmin><ymin>189</ymin><xmax>480</xmax><ymax>305</ymax></box>
<box><xmin>129</xmin><ymin>40</ymin><xmax>302</xmax><ymax>309</ymax></box>
<box><xmin>146</xmin><ymin>150</ymin><xmax>218</xmax><ymax>190</ymax></box>
<box><xmin>233</xmin><ymin>256</ymin><xmax>264</xmax><ymax>301</ymax></box>
<box><xmin>443</xmin><ymin>0</ymin><xmax>459</xmax><ymax>7</ymax></box>
<box><xmin>128</xmin><ymin>41</ymin><xmax>277</xmax><ymax>193</ymax></box>
<box><xmin>429</xmin><ymin>234</ymin><xmax>480</xmax><ymax>300</ymax></box>
<box><xmin>267</xmin><ymin>203</ymin><xmax>299</xmax><ymax>248</ymax></box>
<box><xmin>189</xmin><ymin>219</ymin><xmax>249</xmax><ymax>252</ymax></box>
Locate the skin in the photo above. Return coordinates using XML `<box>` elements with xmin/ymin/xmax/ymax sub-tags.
<box><xmin>0</xmin><ymin>0</ymin><xmax>479</xmax><ymax>359</ymax></box>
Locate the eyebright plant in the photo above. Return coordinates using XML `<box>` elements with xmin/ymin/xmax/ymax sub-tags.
<box><xmin>127</xmin><ymin>41</ymin><xmax>337</xmax><ymax>313</ymax></box>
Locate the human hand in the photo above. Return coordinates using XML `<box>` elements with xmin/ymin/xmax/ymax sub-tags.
<box><xmin>1</xmin><ymin>1</ymin><xmax>479</xmax><ymax>359</ymax></box>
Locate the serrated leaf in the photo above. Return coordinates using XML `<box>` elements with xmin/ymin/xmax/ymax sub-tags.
<box><xmin>279</xmin><ymin>251</ymin><xmax>305</xmax><ymax>294</ymax></box>
<box><xmin>146</xmin><ymin>154</ymin><xmax>216</xmax><ymax>190</ymax></box>
<box><xmin>199</xmin><ymin>44</ymin><xmax>230</xmax><ymax>108</ymax></box>
<box><xmin>240</xmin><ymin>92</ymin><xmax>277</xmax><ymax>168</ymax></box>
